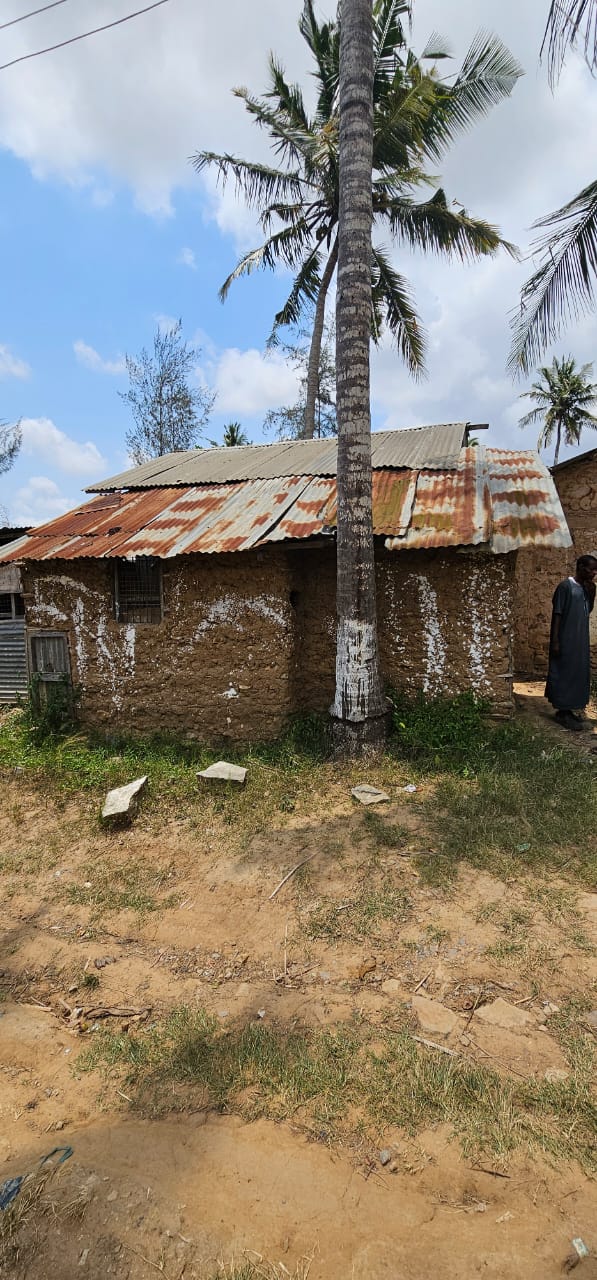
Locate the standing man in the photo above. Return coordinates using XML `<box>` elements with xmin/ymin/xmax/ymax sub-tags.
<box><xmin>545</xmin><ymin>554</ymin><xmax>597</xmax><ymax>731</ymax></box>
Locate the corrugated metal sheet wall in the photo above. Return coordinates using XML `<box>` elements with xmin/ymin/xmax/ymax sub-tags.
<box><xmin>0</xmin><ymin>620</ymin><xmax>28</xmax><ymax>703</ymax></box>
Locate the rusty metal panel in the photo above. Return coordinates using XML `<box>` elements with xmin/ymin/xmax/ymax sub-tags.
<box><xmin>487</xmin><ymin>449</ymin><xmax>572</xmax><ymax>552</ymax></box>
<box><xmin>386</xmin><ymin>449</ymin><xmax>489</xmax><ymax>551</ymax></box>
<box><xmin>322</xmin><ymin>469</ymin><xmax>417</xmax><ymax>537</ymax></box>
<box><xmin>86</xmin><ymin>424</ymin><xmax>467</xmax><ymax>492</ymax></box>
<box><xmin>263</xmin><ymin>476</ymin><xmax>335</xmax><ymax>542</ymax></box>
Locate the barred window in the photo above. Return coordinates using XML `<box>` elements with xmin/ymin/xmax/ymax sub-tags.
<box><xmin>115</xmin><ymin>557</ymin><xmax>162</xmax><ymax>624</ymax></box>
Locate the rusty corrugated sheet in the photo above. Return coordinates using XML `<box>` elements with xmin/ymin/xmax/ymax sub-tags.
<box><xmin>86</xmin><ymin>424</ymin><xmax>467</xmax><ymax>492</ymax></box>
<box><xmin>486</xmin><ymin>449</ymin><xmax>573</xmax><ymax>553</ymax></box>
<box><xmin>0</xmin><ymin>447</ymin><xmax>572</xmax><ymax>565</ymax></box>
<box><xmin>385</xmin><ymin>449</ymin><xmax>489</xmax><ymax>551</ymax></box>
<box><xmin>323</xmin><ymin>469</ymin><xmax>418</xmax><ymax>536</ymax></box>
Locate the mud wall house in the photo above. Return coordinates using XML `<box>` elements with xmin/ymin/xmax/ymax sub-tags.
<box><xmin>514</xmin><ymin>447</ymin><xmax>597</xmax><ymax>677</ymax></box>
<box><xmin>0</xmin><ymin>427</ymin><xmax>571</xmax><ymax>741</ymax></box>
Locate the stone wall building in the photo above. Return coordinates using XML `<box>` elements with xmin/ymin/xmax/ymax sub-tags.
<box><xmin>0</xmin><ymin>427</ymin><xmax>571</xmax><ymax>742</ymax></box>
<box><xmin>514</xmin><ymin>448</ymin><xmax>597</xmax><ymax>678</ymax></box>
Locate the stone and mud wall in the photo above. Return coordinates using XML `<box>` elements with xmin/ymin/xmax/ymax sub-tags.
<box><xmin>22</xmin><ymin>543</ymin><xmax>516</xmax><ymax>743</ymax></box>
<box><xmin>514</xmin><ymin>454</ymin><xmax>597</xmax><ymax>678</ymax></box>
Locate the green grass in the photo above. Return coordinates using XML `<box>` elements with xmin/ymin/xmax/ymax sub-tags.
<box><xmin>305</xmin><ymin>882</ymin><xmax>411</xmax><ymax>942</ymax></box>
<box><xmin>59</xmin><ymin>858</ymin><xmax>178</xmax><ymax>918</ymax></box>
<box><xmin>78</xmin><ymin>1005</ymin><xmax>597</xmax><ymax>1171</ymax></box>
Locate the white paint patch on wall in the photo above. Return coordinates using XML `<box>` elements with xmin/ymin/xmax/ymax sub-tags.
<box><xmin>194</xmin><ymin>593</ymin><xmax>287</xmax><ymax>638</ymax></box>
<box><xmin>467</xmin><ymin>565</ymin><xmax>494</xmax><ymax>692</ymax></box>
<box><xmin>411</xmin><ymin>574</ymin><xmax>446</xmax><ymax>696</ymax></box>
<box><xmin>124</xmin><ymin>624</ymin><xmax>136</xmax><ymax>675</ymax></box>
<box><xmin>332</xmin><ymin>617</ymin><xmax>378</xmax><ymax>722</ymax></box>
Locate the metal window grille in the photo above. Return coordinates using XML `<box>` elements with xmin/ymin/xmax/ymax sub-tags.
<box><xmin>115</xmin><ymin>557</ymin><xmax>162</xmax><ymax>624</ymax></box>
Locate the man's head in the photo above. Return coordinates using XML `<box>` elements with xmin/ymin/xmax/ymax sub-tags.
<box><xmin>576</xmin><ymin>554</ymin><xmax>597</xmax><ymax>586</ymax></box>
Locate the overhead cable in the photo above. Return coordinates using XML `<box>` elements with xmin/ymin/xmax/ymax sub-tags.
<box><xmin>0</xmin><ymin>0</ymin><xmax>173</xmax><ymax>72</ymax></box>
<box><xmin>0</xmin><ymin>1</ymin><xmax>70</xmax><ymax>33</ymax></box>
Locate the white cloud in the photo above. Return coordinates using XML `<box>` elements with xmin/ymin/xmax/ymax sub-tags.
<box><xmin>154</xmin><ymin>314</ymin><xmax>179</xmax><ymax>334</ymax></box>
<box><xmin>177</xmin><ymin>246</ymin><xmax>196</xmax><ymax>270</ymax></box>
<box><xmin>0</xmin><ymin>343</ymin><xmax>30</xmax><ymax>380</ymax></box>
<box><xmin>20</xmin><ymin>418</ymin><xmax>107</xmax><ymax>476</ymax></box>
<box><xmin>12</xmin><ymin>476</ymin><xmax>74</xmax><ymax>526</ymax></box>
<box><xmin>0</xmin><ymin>0</ymin><xmax>311</xmax><ymax>216</ymax></box>
<box><xmin>73</xmin><ymin>339</ymin><xmax>125</xmax><ymax>375</ymax></box>
<box><xmin>213</xmin><ymin>348</ymin><xmax>301</xmax><ymax>415</ymax></box>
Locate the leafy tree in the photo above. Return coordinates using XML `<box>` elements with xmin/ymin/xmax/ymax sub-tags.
<box><xmin>332</xmin><ymin>0</ymin><xmax>386</xmax><ymax>754</ymax></box>
<box><xmin>193</xmin><ymin>0</ymin><xmax>520</xmax><ymax>438</ymax></box>
<box><xmin>0</xmin><ymin>420</ymin><xmax>21</xmax><ymax>477</ymax></box>
<box><xmin>264</xmin><ymin>319</ymin><xmax>336</xmax><ymax>439</ymax></box>
<box><xmin>120</xmin><ymin>321</ymin><xmax>214</xmax><ymax>464</ymax></box>
<box><xmin>518</xmin><ymin>355</ymin><xmax>597</xmax><ymax>464</ymax></box>
<box><xmin>510</xmin><ymin>3</ymin><xmax>597</xmax><ymax>371</ymax></box>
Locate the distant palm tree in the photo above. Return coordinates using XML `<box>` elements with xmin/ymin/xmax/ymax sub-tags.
<box><xmin>222</xmin><ymin>422</ymin><xmax>249</xmax><ymax>446</ymax></box>
<box><xmin>208</xmin><ymin>422</ymin><xmax>250</xmax><ymax>447</ymax></box>
<box><xmin>518</xmin><ymin>355</ymin><xmax>597</xmax><ymax>464</ymax></box>
<box><xmin>509</xmin><ymin>2</ymin><xmax>597</xmax><ymax>372</ymax></box>
<box><xmin>193</xmin><ymin>0</ymin><xmax>520</xmax><ymax>437</ymax></box>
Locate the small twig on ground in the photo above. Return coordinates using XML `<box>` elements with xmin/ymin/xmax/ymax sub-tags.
<box><xmin>468</xmin><ymin>1039</ymin><xmax>527</xmax><ymax>1079</ymax></box>
<box><xmin>513</xmin><ymin>996</ymin><xmax>533</xmax><ymax>1006</ymax></box>
<box><xmin>413</xmin><ymin>969</ymin><xmax>433</xmax><ymax>995</ymax></box>
<box><xmin>413</xmin><ymin>1035</ymin><xmax>458</xmax><ymax>1057</ymax></box>
<box><xmin>468</xmin><ymin>1165</ymin><xmax>511</xmax><ymax>1179</ymax></box>
<box><xmin>269</xmin><ymin>853</ymin><xmax>318</xmax><ymax>900</ymax></box>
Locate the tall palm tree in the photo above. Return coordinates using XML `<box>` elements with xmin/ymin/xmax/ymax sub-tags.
<box><xmin>518</xmin><ymin>355</ymin><xmax>597</xmax><ymax>464</ymax></box>
<box><xmin>332</xmin><ymin>0</ymin><xmax>385</xmax><ymax>752</ymax></box>
<box><xmin>193</xmin><ymin>0</ymin><xmax>521</xmax><ymax>438</ymax></box>
<box><xmin>510</xmin><ymin>2</ymin><xmax>597</xmax><ymax>372</ymax></box>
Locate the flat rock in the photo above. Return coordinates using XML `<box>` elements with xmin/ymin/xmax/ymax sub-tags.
<box><xmin>585</xmin><ymin>1010</ymin><xmax>597</xmax><ymax>1031</ymax></box>
<box><xmin>412</xmin><ymin>995</ymin><xmax>459</xmax><ymax>1038</ymax></box>
<box><xmin>101</xmin><ymin>776</ymin><xmax>147</xmax><ymax>819</ymax></box>
<box><xmin>197</xmin><ymin>761</ymin><xmax>247</xmax><ymax>784</ymax></box>
<box><xmin>381</xmin><ymin>979</ymin><xmax>402</xmax><ymax>997</ymax></box>
<box><xmin>351</xmin><ymin>785</ymin><xmax>390</xmax><ymax>806</ymax></box>
<box><xmin>474</xmin><ymin>997</ymin><xmax>536</xmax><ymax>1032</ymax></box>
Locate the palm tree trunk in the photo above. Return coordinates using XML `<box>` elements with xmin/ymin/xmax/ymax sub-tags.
<box><xmin>554</xmin><ymin>419</ymin><xmax>562</xmax><ymax>465</ymax></box>
<box><xmin>332</xmin><ymin>0</ymin><xmax>386</xmax><ymax>755</ymax></box>
<box><xmin>304</xmin><ymin>238</ymin><xmax>338</xmax><ymax>438</ymax></box>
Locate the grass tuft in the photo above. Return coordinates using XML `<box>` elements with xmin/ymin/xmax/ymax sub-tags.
<box><xmin>78</xmin><ymin>1005</ymin><xmax>597</xmax><ymax>1171</ymax></box>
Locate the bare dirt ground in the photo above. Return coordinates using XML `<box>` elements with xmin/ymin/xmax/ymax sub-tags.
<box><xmin>1</xmin><ymin>689</ymin><xmax>597</xmax><ymax>1279</ymax></box>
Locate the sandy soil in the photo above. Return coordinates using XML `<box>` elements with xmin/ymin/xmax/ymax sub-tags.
<box><xmin>1</xmin><ymin>689</ymin><xmax>596</xmax><ymax>1278</ymax></box>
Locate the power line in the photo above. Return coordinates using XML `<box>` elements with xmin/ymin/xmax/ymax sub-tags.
<box><xmin>0</xmin><ymin>0</ymin><xmax>174</xmax><ymax>72</ymax></box>
<box><xmin>0</xmin><ymin>1</ymin><xmax>70</xmax><ymax>33</ymax></box>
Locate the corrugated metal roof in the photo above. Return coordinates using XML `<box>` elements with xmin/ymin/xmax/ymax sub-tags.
<box><xmin>0</xmin><ymin>447</ymin><xmax>572</xmax><ymax>564</ymax></box>
<box><xmin>86</xmin><ymin>423</ymin><xmax>467</xmax><ymax>491</ymax></box>
<box><xmin>486</xmin><ymin>449</ymin><xmax>574</xmax><ymax>553</ymax></box>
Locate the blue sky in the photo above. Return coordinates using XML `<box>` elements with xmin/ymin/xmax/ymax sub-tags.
<box><xmin>1</xmin><ymin>0</ymin><xmax>597</xmax><ymax>526</ymax></box>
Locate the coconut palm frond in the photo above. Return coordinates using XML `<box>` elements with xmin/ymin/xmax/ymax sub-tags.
<box><xmin>509</xmin><ymin>179</ymin><xmax>597</xmax><ymax>375</ymax></box>
<box><xmin>233</xmin><ymin>88</ymin><xmax>312</xmax><ymax>165</ymax></box>
<box><xmin>385</xmin><ymin>188</ymin><xmax>518</xmax><ymax>260</ymax></box>
<box><xmin>267</xmin><ymin>55</ymin><xmax>312</xmax><ymax>135</ymax></box>
<box><xmin>423</xmin><ymin>32</ymin><xmax>523</xmax><ymax>162</ymax></box>
<box><xmin>542</xmin><ymin>0</ymin><xmax>597</xmax><ymax>83</ymax></box>
<box><xmin>373</xmin><ymin>0</ymin><xmax>410</xmax><ymax>88</ymax></box>
<box><xmin>191</xmin><ymin>152</ymin><xmax>305</xmax><ymax>209</ymax></box>
<box><xmin>419</xmin><ymin>32</ymin><xmax>453</xmax><ymax>62</ymax></box>
<box><xmin>269</xmin><ymin>249</ymin><xmax>323</xmax><ymax>340</ymax></box>
<box><xmin>371</xmin><ymin>244</ymin><xmax>427</xmax><ymax>374</ymax></box>
<box><xmin>219</xmin><ymin>223</ymin><xmax>314</xmax><ymax>302</ymax></box>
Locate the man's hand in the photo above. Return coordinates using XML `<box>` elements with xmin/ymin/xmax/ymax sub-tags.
<box><xmin>550</xmin><ymin>640</ymin><xmax>560</xmax><ymax>658</ymax></box>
